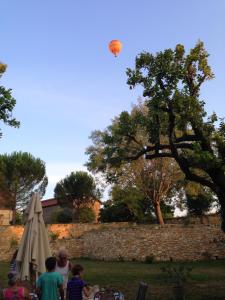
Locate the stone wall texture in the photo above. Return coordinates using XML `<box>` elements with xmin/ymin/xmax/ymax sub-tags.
<box><xmin>0</xmin><ymin>223</ymin><xmax>225</xmax><ymax>262</ymax></box>
<box><xmin>0</xmin><ymin>210</ymin><xmax>13</xmax><ymax>225</ymax></box>
<box><xmin>165</xmin><ymin>213</ymin><xmax>220</xmax><ymax>226</ymax></box>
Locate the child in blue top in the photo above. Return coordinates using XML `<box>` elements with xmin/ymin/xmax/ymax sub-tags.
<box><xmin>36</xmin><ymin>257</ymin><xmax>64</xmax><ymax>300</ymax></box>
<box><xmin>67</xmin><ymin>264</ymin><xmax>90</xmax><ymax>300</ymax></box>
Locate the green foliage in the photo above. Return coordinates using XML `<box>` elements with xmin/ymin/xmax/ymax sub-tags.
<box><xmin>56</xmin><ymin>208</ymin><xmax>73</xmax><ymax>224</ymax></box>
<box><xmin>186</xmin><ymin>194</ymin><xmax>213</xmax><ymax>216</ymax></box>
<box><xmin>145</xmin><ymin>255</ymin><xmax>155</xmax><ymax>264</ymax></box>
<box><xmin>86</xmin><ymin>102</ymin><xmax>183</xmax><ymax>225</ymax></box>
<box><xmin>0</xmin><ymin>62</ymin><xmax>20</xmax><ymax>138</ymax></box>
<box><xmin>49</xmin><ymin>231</ymin><xmax>59</xmax><ymax>241</ymax></box>
<box><xmin>161</xmin><ymin>264</ymin><xmax>193</xmax><ymax>286</ymax></box>
<box><xmin>99</xmin><ymin>186</ymin><xmax>150</xmax><ymax>223</ymax></box>
<box><xmin>54</xmin><ymin>171</ymin><xmax>101</xmax><ymax>210</ymax></box>
<box><xmin>10</xmin><ymin>237</ymin><xmax>18</xmax><ymax>249</ymax></box>
<box><xmin>99</xmin><ymin>200</ymin><xmax>137</xmax><ymax>223</ymax></box>
<box><xmin>14</xmin><ymin>211</ymin><xmax>23</xmax><ymax>225</ymax></box>
<box><xmin>111</xmin><ymin>186</ymin><xmax>146</xmax><ymax>220</ymax></box>
<box><xmin>99</xmin><ymin>185</ymin><xmax>175</xmax><ymax>223</ymax></box>
<box><xmin>87</xmin><ymin>41</ymin><xmax>225</xmax><ymax>231</ymax></box>
<box><xmin>75</xmin><ymin>207</ymin><xmax>95</xmax><ymax>223</ymax></box>
<box><xmin>0</xmin><ymin>152</ymin><xmax>48</xmax><ymax>214</ymax></box>
<box><xmin>185</xmin><ymin>183</ymin><xmax>215</xmax><ymax>216</ymax></box>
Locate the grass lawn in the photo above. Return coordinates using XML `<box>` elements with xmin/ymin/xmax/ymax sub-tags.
<box><xmin>1</xmin><ymin>259</ymin><xmax>225</xmax><ymax>299</ymax></box>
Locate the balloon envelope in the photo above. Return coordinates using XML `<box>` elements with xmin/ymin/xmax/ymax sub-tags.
<box><xmin>108</xmin><ymin>40</ymin><xmax>122</xmax><ymax>57</ymax></box>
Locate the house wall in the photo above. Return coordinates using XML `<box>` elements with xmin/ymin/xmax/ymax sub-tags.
<box><xmin>42</xmin><ymin>201</ymin><xmax>101</xmax><ymax>223</ymax></box>
<box><xmin>42</xmin><ymin>205</ymin><xmax>61</xmax><ymax>224</ymax></box>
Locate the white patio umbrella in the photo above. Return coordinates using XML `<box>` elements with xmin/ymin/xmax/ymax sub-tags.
<box><xmin>16</xmin><ymin>193</ymin><xmax>51</xmax><ymax>281</ymax></box>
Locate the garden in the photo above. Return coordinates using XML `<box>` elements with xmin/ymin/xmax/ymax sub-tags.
<box><xmin>1</xmin><ymin>259</ymin><xmax>225</xmax><ymax>300</ymax></box>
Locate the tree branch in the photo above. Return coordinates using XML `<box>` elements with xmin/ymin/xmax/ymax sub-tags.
<box><xmin>126</xmin><ymin>134</ymin><xmax>143</xmax><ymax>147</ymax></box>
<box><xmin>145</xmin><ymin>153</ymin><xmax>173</xmax><ymax>159</ymax></box>
<box><xmin>175</xmin><ymin>135</ymin><xmax>197</xmax><ymax>143</ymax></box>
<box><xmin>146</xmin><ymin>143</ymin><xmax>194</xmax><ymax>152</ymax></box>
<box><xmin>124</xmin><ymin>148</ymin><xmax>148</xmax><ymax>161</ymax></box>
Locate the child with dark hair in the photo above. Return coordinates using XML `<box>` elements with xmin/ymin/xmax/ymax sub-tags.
<box><xmin>36</xmin><ymin>257</ymin><xmax>64</xmax><ymax>300</ymax></box>
<box><xmin>3</xmin><ymin>273</ymin><xmax>31</xmax><ymax>300</ymax></box>
<box><xmin>67</xmin><ymin>265</ymin><xmax>90</xmax><ymax>300</ymax></box>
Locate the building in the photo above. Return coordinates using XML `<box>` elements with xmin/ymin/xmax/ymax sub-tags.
<box><xmin>41</xmin><ymin>198</ymin><xmax>101</xmax><ymax>223</ymax></box>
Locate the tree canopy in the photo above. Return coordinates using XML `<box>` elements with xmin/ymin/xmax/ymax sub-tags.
<box><xmin>0</xmin><ymin>63</ymin><xmax>20</xmax><ymax>136</ymax></box>
<box><xmin>87</xmin><ymin>41</ymin><xmax>225</xmax><ymax>230</ymax></box>
<box><xmin>54</xmin><ymin>171</ymin><xmax>101</xmax><ymax>220</ymax></box>
<box><xmin>0</xmin><ymin>151</ymin><xmax>48</xmax><ymax>223</ymax></box>
<box><xmin>185</xmin><ymin>182</ymin><xmax>215</xmax><ymax>216</ymax></box>
<box><xmin>86</xmin><ymin>103</ymin><xmax>183</xmax><ymax>224</ymax></box>
<box><xmin>99</xmin><ymin>185</ymin><xmax>174</xmax><ymax>223</ymax></box>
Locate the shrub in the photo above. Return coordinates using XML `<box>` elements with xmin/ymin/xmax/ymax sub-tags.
<box><xmin>15</xmin><ymin>211</ymin><xmax>23</xmax><ymax>225</ymax></box>
<box><xmin>56</xmin><ymin>208</ymin><xmax>73</xmax><ymax>224</ymax></box>
<box><xmin>10</xmin><ymin>237</ymin><xmax>18</xmax><ymax>248</ymax></box>
<box><xmin>75</xmin><ymin>207</ymin><xmax>95</xmax><ymax>223</ymax></box>
<box><xmin>186</xmin><ymin>193</ymin><xmax>213</xmax><ymax>216</ymax></box>
<box><xmin>118</xmin><ymin>255</ymin><xmax>124</xmax><ymax>262</ymax></box>
<box><xmin>161</xmin><ymin>264</ymin><xmax>193</xmax><ymax>286</ymax></box>
<box><xmin>145</xmin><ymin>255</ymin><xmax>155</xmax><ymax>264</ymax></box>
<box><xmin>49</xmin><ymin>231</ymin><xmax>59</xmax><ymax>241</ymax></box>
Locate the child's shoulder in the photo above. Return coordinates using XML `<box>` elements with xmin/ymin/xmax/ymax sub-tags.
<box><xmin>68</xmin><ymin>277</ymin><xmax>84</xmax><ymax>284</ymax></box>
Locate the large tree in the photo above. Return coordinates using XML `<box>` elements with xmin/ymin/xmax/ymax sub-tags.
<box><xmin>0</xmin><ymin>62</ymin><xmax>20</xmax><ymax>136</ymax></box>
<box><xmin>112</xmin><ymin>158</ymin><xmax>181</xmax><ymax>224</ymax></box>
<box><xmin>54</xmin><ymin>171</ymin><xmax>101</xmax><ymax>222</ymax></box>
<box><xmin>99</xmin><ymin>185</ymin><xmax>174</xmax><ymax>223</ymax></box>
<box><xmin>86</xmin><ymin>104</ymin><xmax>183</xmax><ymax>225</ymax></box>
<box><xmin>0</xmin><ymin>151</ymin><xmax>48</xmax><ymax>224</ymax></box>
<box><xmin>88</xmin><ymin>42</ymin><xmax>225</xmax><ymax>230</ymax></box>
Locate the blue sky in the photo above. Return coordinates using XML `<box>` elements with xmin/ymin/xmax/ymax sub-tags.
<box><xmin>0</xmin><ymin>0</ymin><xmax>225</xmax><ymax>199</ymax></box>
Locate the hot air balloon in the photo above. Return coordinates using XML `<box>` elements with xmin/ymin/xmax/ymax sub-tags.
<box><xmin>108</xmin><ymin>40</ymin><xmax>122</xmax><ymax>57</ymax></box>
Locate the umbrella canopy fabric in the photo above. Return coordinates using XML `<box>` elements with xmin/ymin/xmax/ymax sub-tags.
<box><xmin>16</xmin><ymin>193</ymin><xmax>51</xmax><ymax>280</ymax></box>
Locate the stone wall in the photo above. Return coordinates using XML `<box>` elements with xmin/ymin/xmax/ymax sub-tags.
<box><xmin>0</xmin><ymin>210</ymin><xmax>13</xmax><ymax>225</ymax></box>
<box><xmin>0</xmin><ymin>223</ymin><xmax>130</xmax><ymax>261</ymax></box>
<box><xmin>82</xmin><ymin>224</ymin><xmax>225</xmax><ymax>261</ymax></box>
<box><xmin>165</xmin><ymin>213</ymin><xmax>221</xmax><ymax>226</ymax></box>
<box><xmin>0</xmin><ymin>223</ymin><xmax>225</xmax><ymax>262</ymax></box>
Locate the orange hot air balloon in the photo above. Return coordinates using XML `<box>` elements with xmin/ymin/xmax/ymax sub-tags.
<box><xmin>108</xmin><ymin>40</ymin><xmax>122</xmax><ymax>57</ymax></box>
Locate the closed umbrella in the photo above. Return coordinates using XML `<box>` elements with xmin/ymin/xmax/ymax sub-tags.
<box><xmin>16</xmin><ymin>193</ymin><xmax>51</xmax><ymax>281</ymax></box>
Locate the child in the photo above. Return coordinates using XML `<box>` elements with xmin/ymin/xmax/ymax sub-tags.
<box><xmin>3</xmin><ymin>273</ymin><xmax>31</xmax><ymax>300</ymax></box>
<box><xmin>9</xmin><ymin>250</ymin><xmax>18</xmax><ymax>274</ymax></box>
<box><xmin>36</xmin><ymin>257</ymin><xmax>64</xmax><ymax>300</ymax></box>
<box><xmin>67</xmin><ymin>265</ymin><xmax>90</xmax><ymax>300</ymax></box>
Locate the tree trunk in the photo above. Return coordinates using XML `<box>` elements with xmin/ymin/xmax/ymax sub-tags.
<box><xmin>154</xmin><ymin>201</ymin><xmax>165</xmax><ymax>225</ymax></box>
<box><xmin>216</xmin><ymin>191</ymin><xmax>225</xmax><ymax>232</ymax></box>
<box><xmin>204</xmin><ymin>170</ymin><xmax>225</xmax><ymax>232</ymax></box>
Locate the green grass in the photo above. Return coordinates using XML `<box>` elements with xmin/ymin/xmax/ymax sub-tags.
<box><xmin>1</xmin><ymin>260</ymin><xmax>225</xmax><ymax>299</ymax></box>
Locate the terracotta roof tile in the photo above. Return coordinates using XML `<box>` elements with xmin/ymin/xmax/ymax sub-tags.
<box><xmin>41</xmin><ymin>198</ymin><xmax>58</xmax><ymax>208</ymax></box>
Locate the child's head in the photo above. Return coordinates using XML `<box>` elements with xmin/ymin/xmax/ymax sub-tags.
<box><xmin>72</xmin><ymin>264</ymin><xmax>84</xmax><ymax>277</ymax></box>
<box><xmin>8</xmin><ymin>273</ymin><xmax>18</xmax><ymax>287</ymax></box>
<box><xmin>45</xmin><ymin>257</ymin><xmax>57</xmax><ymax>272</ymax></box>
